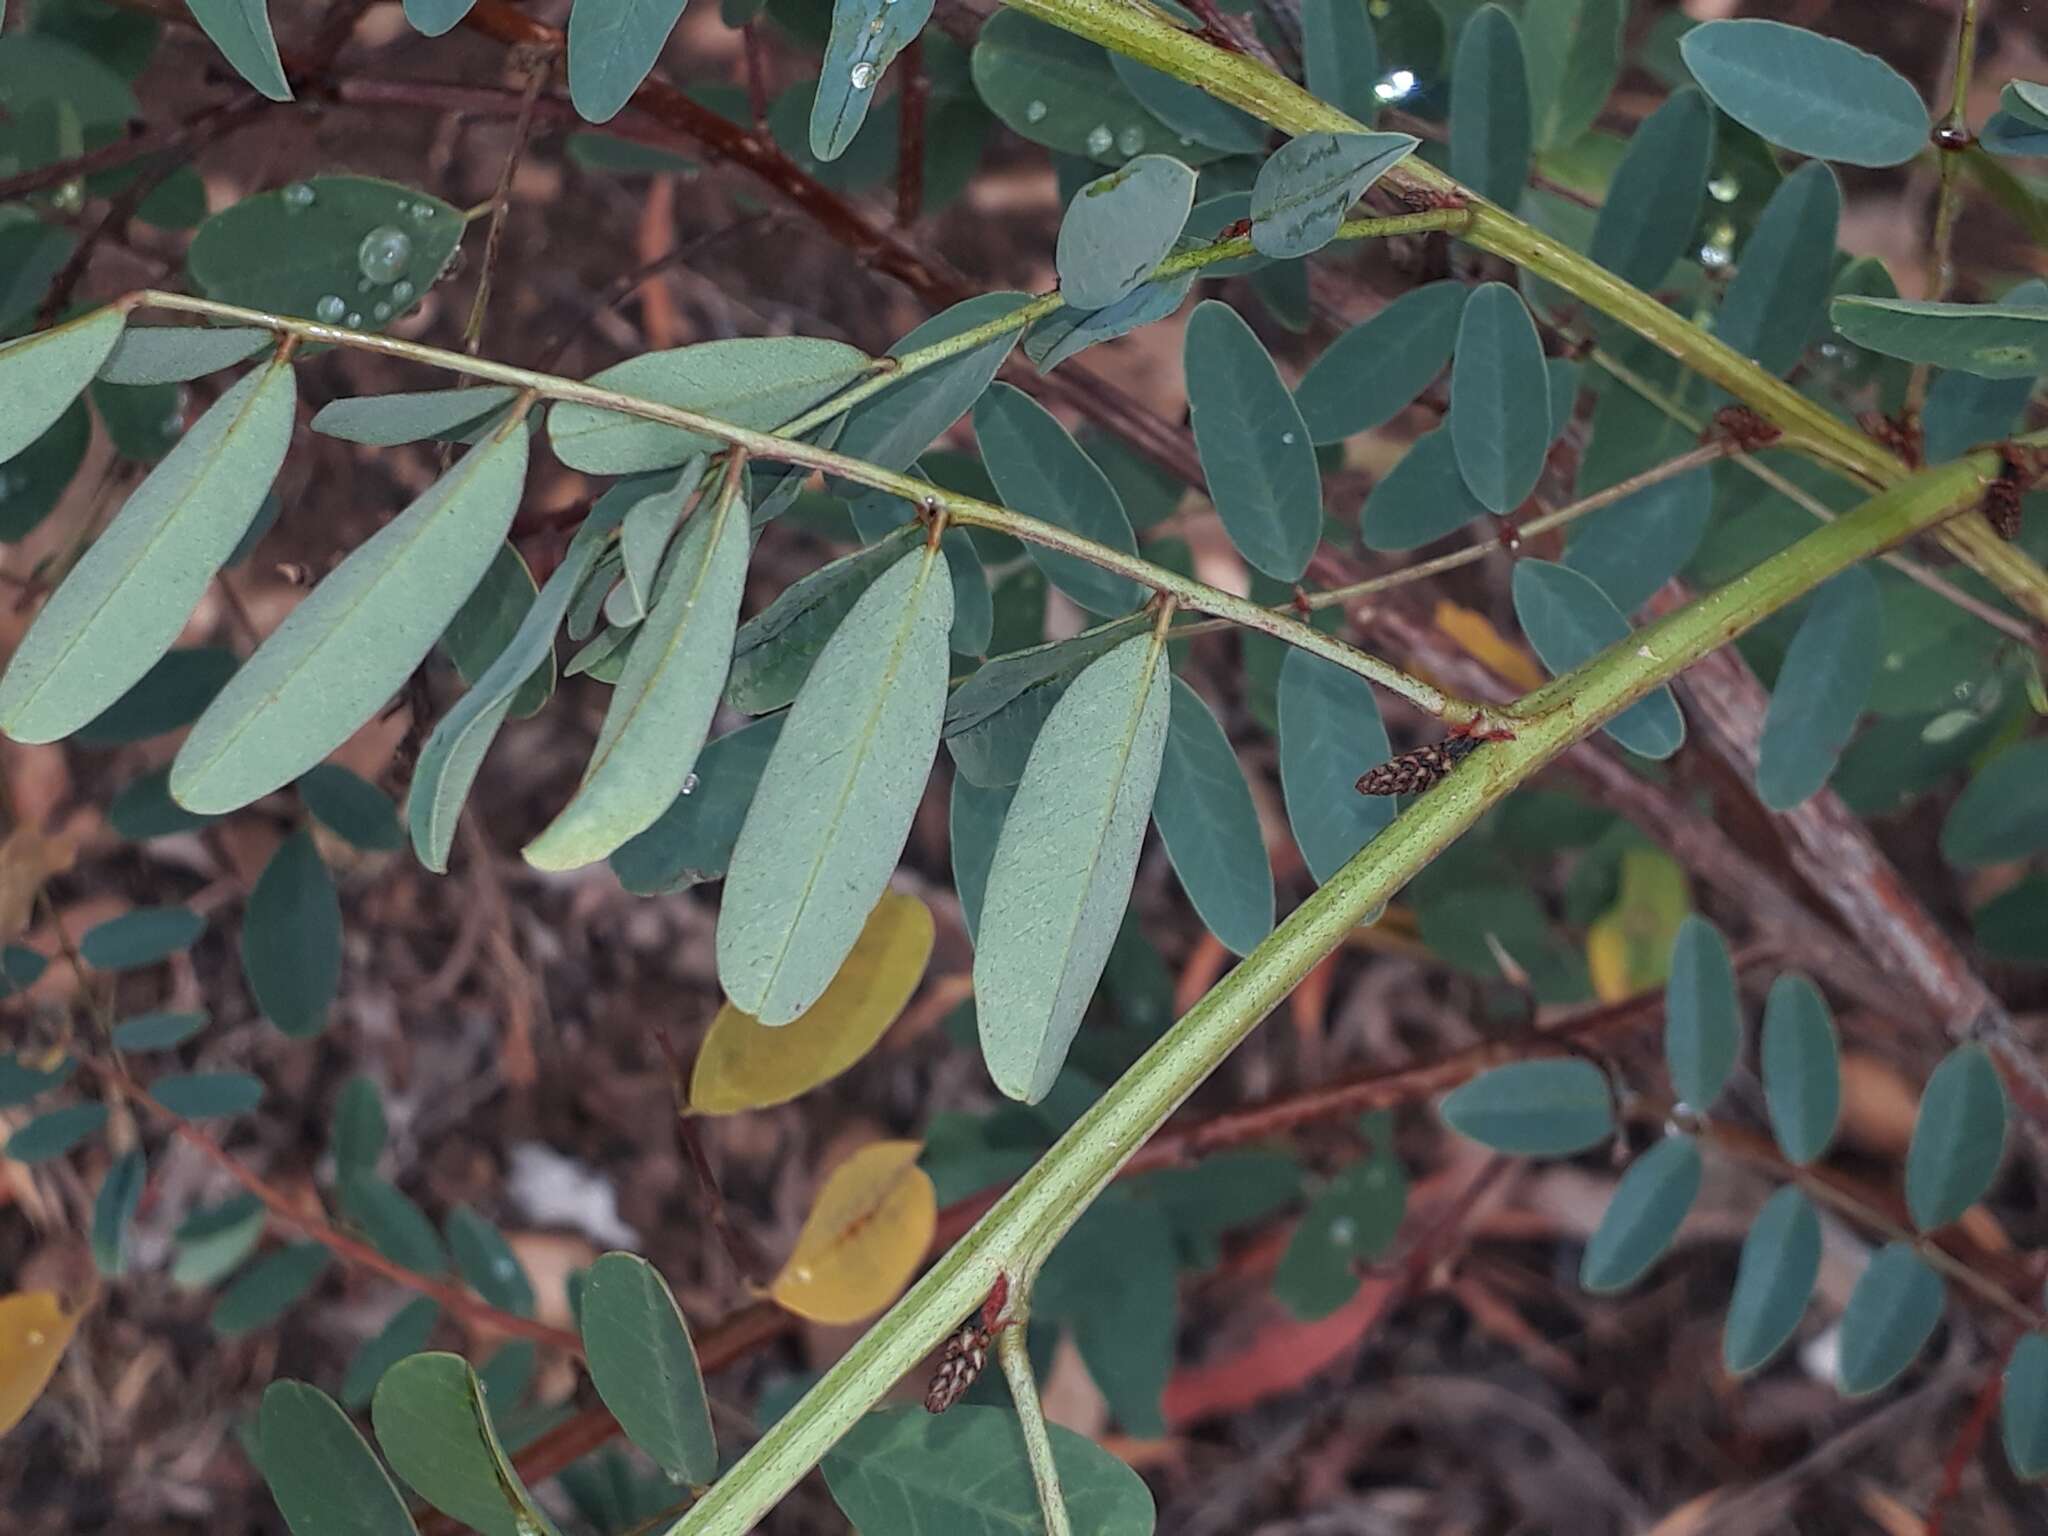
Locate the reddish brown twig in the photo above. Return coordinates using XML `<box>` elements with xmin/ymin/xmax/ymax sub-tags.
<box><xmin>1926</xmin><ymin>1339</ymin><xmax>2014</xmax><ymax>1536</ymax></box>
<box><xmin>896</xmin><ymin>36</ymin><xmax>928</xmax><ymax>227</ymax></box>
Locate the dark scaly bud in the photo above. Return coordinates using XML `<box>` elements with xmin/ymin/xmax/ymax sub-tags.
<box><xmin>1356</xmin><ymin>735</ymin><xmax>1481</xmax><ymax>796</ymax></box>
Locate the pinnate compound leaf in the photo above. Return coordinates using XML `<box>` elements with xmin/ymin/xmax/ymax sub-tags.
<box><xmin>1580</xmin><ymin>1134</ymin><xmax>1700</xmax><ymax>1293</ymax></box>
<box><xmin>942</xmin><ymin>618</ymin><xmax>1145</xmax><ymax>788</ymax></box>
<box><xmin>579</xmin><ymin>1253</ymin><xmax>717</xmax><ymax>1483</ymax></box>
<box><xmin>241</xmin><ymin>829</ymin><xmax>342</xmax><ymax>1038</ymax></box>
<box><xmin>81</xmin><ymin>906</ymin><xmax>203</xmax><ymax>969</ymax></box>
<box><xmin>974</xmin><ymin>384</ymin><xmax>1143</xmax><ymax>616</ymax></box>
<box><xmin>1715</xmin><ymin>161</ymin><xmax>1841</xmax><ymax>376</ymax></box>
<box><xmin>1830</xmin><ymin>296</ymin><xmax>2048</xmax><ymax>380</ymax></box>
<box><xmin>568</xmin><ymin>0</ymin><xmax>689</xmax><ymax>124</ymax></box>
<box><xmin>611</xmin><ymin>714</ymin><xmax>784</xmax><ymax>894</ymax></box>
<box><xmin>1512</xmin><ymin>561</ymin><xmax>1685</xmax><ymax>759</ymax></box>
<box><xmin>2004</xmin><ymin>1334</ymin><xmax>2048</xmax><ymax>1480</ymax></box>
<box><xmin>824</xmin><ymin>1403</ymin><xmax>1155</xmax><ymax>1535</ymax></box>
<box><xmin>5</xmin><ymin>1103</ymin><xmax>108</xmax><ymax>1164</ymax></box>
<box><xmin>967</xmin><ymin>11</ymin><xmax>1175</xmax><ymax>165</ymax></box>
<box><xmin>1299</xmin><ymin>0</ymin><xmax>1380</xmax><ymax>124</ymax></box>
<box><xmin>1293</xmin><ymin>280</ymin><xmax>1464</xmax><ymax>445</ymax></box>
<box><xmin>1278</xmin><ymin>647</ymin><xmax>1391</xmax><ymax>885</ymax></box>
<box><xmin>404</xmin><ymin>0</ymin><xmax>479</xmax><ymax>37</ymax></box>
<box><xmin>1760</xmin><ymin>974</ymin><xmax>1839</xmax><ymax>1166</ymax></box>
<box><xmin>171</xmin><ymin>426</ymin><xmax>531</xmax><ymax>815</ymax></box>
<box><xmin>154</xmin><ymin>1071</ymin><xmax>262</xmax><ymax>1119</ymax></box>
<box><xmin>1723</xmin><ymin>1186</ymin><xmax>1819</xmax><ymax>1375</ymax></box>
<box><xmin>312</xmin><ymin>388</ymin><xmax>517</xmax><ymax>446</ymax></box>
<box><xmin>1679</xmin><ymin>20</ymin><xmax>1929</xmax><ymax>168</ymax></box>
<box><xmin>1905</xmin><ymin>1044</ymin><xmax>2007</xmax><ymax>1230</ymax></box>
<box><xmin>1663</xmin><ymin>915</ymin><xmax>1739</xmax><ymax>1110</ymax></box>
<box><xmin>1941</xmin><ymin>739</ymin><xmax>2048</xmax><ymax>867</ymax></box>
<box><xmin>1450</xmin><ymin>283</ymin><xmax>1550</xmax><ymax>514</ymax></box>
<box><xmin>0</xmin><ymin>360</ymin><xmax>293</xmax><ymax>744</ymax></box>
<box><xmin>769</xmin><ymin>1141</ymin><xmax>935</xmax><ymax>1324</ymax></box>
<box><xmin>693</xmin><ymin>892</ymin><xmax>931</xmax><ymax>1113</ymax></box>
<box><xmin>1249</xmin><ymin>131</ymin><xmax>1416</xmax><ymax>260</ymax></box>
<box><xmin>1756</xmin><ymin>568</ymin><xmax>1881</xmax><ymax>809</ymax></box>
<box><xmin>261</xmin><ymin>1381</ymin><xmax>419</xmax><ymax>1536</ymax></box>
<box><xmin>830</xmin><ymin>293</ymin><xmax>1028</xmax><ymax>480</ymax></box>
<box><xmin>1360</xmin><ymin>425</ymin><xmax>1489</xmax><ymax>551</ymax></box>
<box><xmin>525</xmin><ymin>470</ymin><xmax>748</xmax><ymax>871</ymax></box>
<box><xmin>1589</xmin><ymin>86</ymin><xmax>1713</xmax><ymax>290</ymax></box>
<box><xmin>1025</xmin><ymin>272</ymin><xmax>1193</xmax><ymax>374</ymax></box>
<box><xmin>185</xmin><ymin>0</ymin><xmax>289</xmax><ymax>100</ymax></box>
<box><xmin>811</xmin><ymin>0</ymin><xmax>934</xmax><ymax>160</ymax></box>
<box><xmin>188</xmin><ymin>177</ymin><xmax>463</xmax><ymax>329</ymax></box>
<box><xmin>372</xmin><ymin>1352</ymin><xmax>560</xmax><ymax>1536</ymax></box>
<box><xmin>1439</xmin><ymin>1059</ymin><xmax>1613</xmax><ymax>1155</ymax></box>
<box><xmin>1154</xmin><ymin>678</ymin><xmax>1273</xmax><ymax>957</ymax></box>
<box><xmin>975</xmin><ymin>632</ymin><xmax>1170</xmax><ymax>1104</ymax></box>
<box><xmin>1449</xmin><ymin>5</ymin><xmax>1531</xmax><ymax>207</ymax></box>
<box><xmin>212</xmin><ymin>1243</ymin><xmax>331</xmax><ymax>1335</ymax></box>
<box><xmin>1524</xmin><ymin>0</ymin><xmax>1623</xmax><ymax>150</ymax></box>
<box><xmin>98</xmin><ymin>325</ymin><xmax>271</xmax><ymax>386</ymax></box>
<box><xmin>173</xmin><ymin>1194</ymin><xmax>264</xmax><ymax>1291</ymax></box>
<box><xmin>1056</xmin><ymin>154</ymin><xmax>1196</xmax><ymax>311</ymax></box>
<box><xmin>1184</xmin><ymin>300</ymin><xmax>1321</xmax><ymax>581</ymax></box>
<box><xmin>1837</xmin><ymin>1244</ymin><xmax>1944</xmax><ymax>1395</ymax></box>
<box><xmin>717</xmin><ymin>546</ymin><xmax>952</xmax><ymax>1025</ymax></box>
<box><xmin>549</xmin><ymin>338</ymin><xmax>869</xmax><ymax>473</ymax></box>
<box><xmin>727</xmin><ymin>527</ymin><xmax>920</xmax><ymax>714</ymax></box>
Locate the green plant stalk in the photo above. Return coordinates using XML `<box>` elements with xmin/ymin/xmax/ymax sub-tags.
<box><xmin>996</xmin><ymin>1317</ymin><xmax>1070</xmax><ymax>1536</ymax></box>
<box><xmin>120</xmin><ymin>290</ymin><xmax>1488</xmax><ymax>727</ymax></box>
<box><xmin>1910</xmin><ymin>0</ymin><xmax>1980</xmax><ymax>413</ymax></box>
<box><xmin>990</xmin><ymin>0</ymin><xmax>2048</xmax><ymax>627</ymax></box>
<box><xmin>775</xmin><ymin>206</ymin><xmax>1470</xmax><ymax>440</ymax></box>
<box><xmin>671</xmin><ymin>443</ymin><xmax>2015</xmax><ymax>1535</ymax></box>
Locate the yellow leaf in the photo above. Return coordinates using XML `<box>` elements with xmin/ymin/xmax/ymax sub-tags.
<box><xmin>0</xmin><ymin>1291</ymin><xmax>80</xmax><ymax>1436</ymax></box>
<box><xmin>1584</xmin><ymin>847</ymin><xmax>1691</xmax><ymax>1003</ymax></box>
<box><xmin>1433</xmin><ymin>600</ymin><xmax>1547</xmax><ymax>693</ymax></box>
<box><xmin>770</xmin><ymin>1141</ymin><xmax>935</xmax><ymax>1326</ymax></box>
<box><xmin>691</xmin><ymin>892</ymin><xmax>933</xmax><ymax>1115</ymax></box>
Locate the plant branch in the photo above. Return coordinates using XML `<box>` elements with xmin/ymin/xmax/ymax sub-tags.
<box><xmin>990</xmin><ymin>0</ymin><xmax>2048</xmax><ymax>626</ymax></box>
<box><xmin>996</xmin><ymin>1314</ymin><xmax>1069</xmax><ymax>1536</ymax></box>
<box><xmin>667</xmin><ymin>438</ymin><xmax>2021</xmax><ymax>1534</ymax></box>
<box><xmin>1915</xmin><ymin>0</ymin><xmax>1983</xmax><ymax>420</ymax></box>
<box><xmin>118</xmin><ymin>287</ymin><xmax>1489</xmax><ymax>726</ymax></box>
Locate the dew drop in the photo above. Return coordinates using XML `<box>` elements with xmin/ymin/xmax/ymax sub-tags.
<box><xmin>357</xmin><ymin>225</ymin><xmax>414</xmax><ymax>284</ymax></box>
<box><xmin>390</xmin><ymin>279</ymin><xmax>416</xmax><ymax>304</ymax></box>
<box><xmin>850</xmin><ymin>60</ymin><xmax>877</xmax><ymax>90</ymax></box>
<box><xmin>25</xmin><ymin>1329</ymin><xmax>46</xmax><ymax>1348</ymax></box>
<box><xmin>160</xmin><ymin>411</ymin><xmax>185</xmax><ymax>438</ymax></box>
<box><xmin>345</xmin><ymin>311</ymin><xmax>363</xmax><ymax>329</ymax></box>
<box><xmin>1281</xmin><ymin>430</ymin><xmax>1296</xmax><ymax>445</ymax></box>
<box><xmin>282</xmin><ymin>181</ymin><xmax>315</xmax><ymax>208</ymax></box>
<box><xmin>408</xmin><ymin>200</ymin><xmax>437</xmax><ymax>224</ymax></box>
<box><xmin>357</xmin><ymin>278</ymin><xmax>373</xmax><ymax>294</ymax></box>
<box><xmin>315</xmin><ymin>294</ymin><xmax>346</xmax><ymax>323</ymax></box>
<box><xmin>680</xmin><ymin>772</ymin><xmax>700</xmax><ymax>796</ymax></box>
<box><xmin>1024</xmin><ymin>98</ymin><xmax>1048</xmax><ymax>123</ymax></box>
<box><xmin>373</xmin><ymin>302</ymin><xmax>392</xmax><ymax>321</ymax></box>
<box><xmin>1085</xmin><ymin>124</ymin><xmax>1114</xmax><ymax>156</ymax></box>
<box><xmin>1328</xmin><ymin>1216</ymin><xmax>1357</xmax><ymax>1247</ymax></box>
<box><xmin>1707</xmin><ymin>174</ymin><xmax>1740</xmax><ymax>204</ymax></box>
<box><xmin>1116</xmin><ymin>125</ymin><xmax>1145</xmax><ymax>155</ymax></box>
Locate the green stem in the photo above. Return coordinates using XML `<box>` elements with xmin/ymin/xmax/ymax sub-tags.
<box><xmin>121</xmin><ymin>289</ymin><xmax>1488</xmax><ymax>728</ymax></box>
<box><xmin>1910</xmin><ymin>0</ymin><xmax>1980</xmax><ymax>413</ymax></box>
<box><xmin>989</xmin><ymin>0</ymin><xmax>2048</xmax><ymax>627</ymax></box>
<box><xmin>778</xmin><ymin>206</ymin><xmax>1469</xmax><ymax>439</ymax></box>
<box><xmin>672</xmin><ymin>438</ymin><xmax>2017</xmax><ymax>1536</ymax></box>
<box><xmin>996</xmin><ymin>1318</ymin><xmax>1070</xmax><ymax>1536</ymax></box>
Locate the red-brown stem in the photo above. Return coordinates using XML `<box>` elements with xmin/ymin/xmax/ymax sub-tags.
<box><xmin>1927</xmin><ymin>1340</ymin><xmax>2013</xmax><ymax>1536</ymax></box>
<box><xmin>896</xmin><ymin>35</ymin><xmax>928</xmax><ymax>227</ymax></box>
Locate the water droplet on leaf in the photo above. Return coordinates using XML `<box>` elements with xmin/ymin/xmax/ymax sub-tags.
<box><xmin>1024</xmin><ymin>99</ymin><xmax>1048</xmax><ymax>123</ymax></box>
<box><xmin>282</xmin><ymin>182</ymin><xmax>315</xmax><ymax>208</ymax></box>
<box><xmin>1085</xmin><ymin>124</ymin><xmax>1114</xmax><ymax>156</ymax></box>
<box><xmin>681</xmin><ymin>772</ymin><xmax>700</xmax><ymax>795</ymax></box>
<box><xmin>390</xmin><ymin>280</ymin><xmax>416</xmax><ymax>304</ymax></box>
<box><xmin>1116</xmin><ymin>125</ymin><xmax>1145</xmax><ymax>155</ymax></box>
<box><xmin>850</xmin><ymin>61</ymin><xmax>877</xmax><ymax>90</ymax></box>
<box><xmin>315</xmin><ymin>294</ymin><xmax>346</xmax><ymax>323</ymax></box>
<box><xmin>356</xmin><ymin>226</ymin><xmax>414</xmax><ymax>284</ymax></box>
